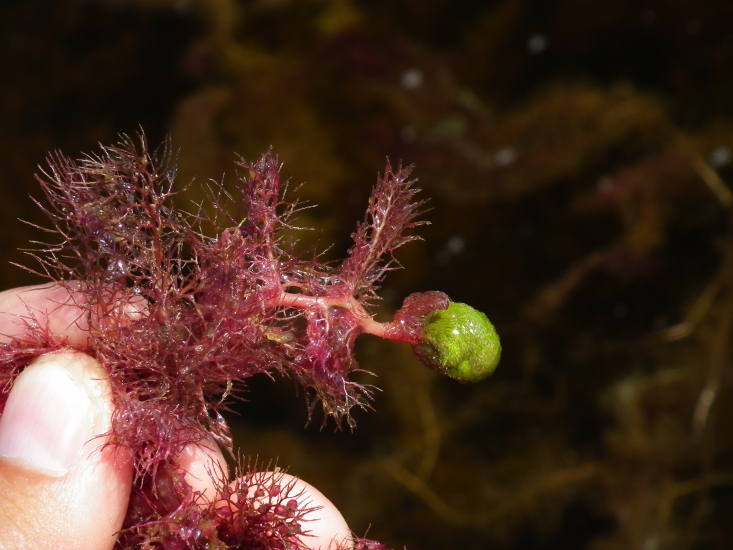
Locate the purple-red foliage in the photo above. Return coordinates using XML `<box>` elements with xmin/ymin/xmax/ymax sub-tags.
<box><xmin>120</xmin><ymin>459</ymin><xmax>319</xmax><ymax>550</ymax></box>
<box><xmin>0</xmin><ymin>134</ymin><xmax>448</xmax><ymax>548</ymax></box>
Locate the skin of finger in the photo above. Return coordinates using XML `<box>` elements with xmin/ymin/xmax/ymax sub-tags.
<box><xmin>0</xmin><ymin>283</ymin><xmax>148</xmax><ymax>347</ymax></box>
<box><xmin>0</xmin><ymin>352</ymin><xmax>134</xmax><ymax>550</ymax></box>
<box><xmin>176</xmin><ymin>437</ymin><xmax>230</xmax><ymax>504</ymax></box>
<box><xmin>222</xmin><ymin>472</ymin><xmax>353</xmax><ymax>550</ymax></box>
<box><xmin>278</xmin><ymin>473</ymin><xmax>353</xmax><ymax>550</ymax></box>
<box><xmin>0</xmin><ymin>284</ymin><xmax>91</xmax><ymax>346</ymax></box>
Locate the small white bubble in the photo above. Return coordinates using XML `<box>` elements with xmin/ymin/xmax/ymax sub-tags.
<box><xmin>527</xmin><ymin>34</ymin><xmax>547</xmax><ymax>55</ymax></box>
<box><xmin>401</xmin><ymin>68</ymin><xmax>423</xmax><ymax>90</ymax></box>
<box><xmin>445</xmin><ymin>235</ymin><xmax>466</xmax><ymax>255</ymax></box>
<box><xmin>494</xmin><ymin>147</ymin><xmax>517</xmax><ymax>167</ymax></box>
<box><xmin>435</xmin><ymin>235</ymin><xmax>466</xmax><ymax>264</ymax></box>
<box><xmin>709</xmin><ymin>146</ymin><xmax>731</xmax><ymax>168</ymax></box>
<box><xmin>108</xmin><ymin>259</ymin><xmax>130</xmax><ymax>276</ymax></box>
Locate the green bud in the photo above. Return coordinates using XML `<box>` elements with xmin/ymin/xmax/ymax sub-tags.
<box><xmin>413</xmin><ymin>302</ymin><xmax>501</xmax><ymax>383</ymax></box>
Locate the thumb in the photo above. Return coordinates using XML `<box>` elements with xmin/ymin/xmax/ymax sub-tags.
<box><xmin>0</xmin><ymin>351</ymin><xmax>133</xmax><ymax>550</ymax></box>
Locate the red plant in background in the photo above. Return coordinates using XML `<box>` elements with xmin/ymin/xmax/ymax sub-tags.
<box><xmin>0</xmin><ymin>135</ymin><xmax>498</xmax><ymax>549</ymax></box>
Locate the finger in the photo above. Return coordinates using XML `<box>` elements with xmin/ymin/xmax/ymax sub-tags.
<box><xmin>0</xmin><ymin>283</ymin><xmax>147</xmax><ymax>347</ymax></box>
<box><xmin>223</xmin><ymin>471</ymin><xmax>353</xmax><ymax>550</ymax></box>
<box><xmin>173</xmin><ymin>446</ymin><xmax>352</xmax><ymax>549</ymax></box>
<box><xmin>0</xmin><ymin>283</ymin><xmax>90</xmax><ymax>346</ymax></box>
<box><xmin>176</xmin><ymin>436</ymin><xmax>229</xmax><ymax>503</ymax></box>
<box><xmin>0</xmin><ymin>351</ymin><xmax>133</xmax><ymax>550</ymax></box>
<box><xmin>273</xmin><ymin>473</ymin><xmax>352</xmax><ymax>550</ymax></box>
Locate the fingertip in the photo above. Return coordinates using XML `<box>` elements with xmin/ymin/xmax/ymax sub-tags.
<box><xmin>0</xmin><ymin>351</ymin><xmax>133</xmax><ymax>550</ymax></box>
<box><xmin>0</xmin><ymin>282</ymin><xmax>150</xmax><ymax>347</ymax></box>
<box><xmin>0</xmin><ymin>283</ymin><xmax>90</xmax><ymax>346</ymax></box>
<box><xmin>0</xmin><ymin>352</ymin><xmax>96</xmax><ymax>475</ymax></box>
<box><xmin>238</xmin><ymin>472</ymin><xmax>353</xmax><ymax>550</ymax></box>
<box><xmin>277</xmin><ymin>473</ymin><xmax>353</xmax><ymax>550</ymax></box>
<box><xmin>176</xmin><ymin>437</ymin><xmax>229</xmax><ymax>503</ymax></box>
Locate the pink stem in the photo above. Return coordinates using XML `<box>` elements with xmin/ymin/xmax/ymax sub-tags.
<box><xmin>268</xmin><ymin>290</ymin><xmax>392</xmax><ymax>339</ymax></box>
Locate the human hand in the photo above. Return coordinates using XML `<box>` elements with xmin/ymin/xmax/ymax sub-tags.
<box><xmin>0</xmin><ymin>284</ymin><xmax>352</xmax><ymax>550</ymax></box>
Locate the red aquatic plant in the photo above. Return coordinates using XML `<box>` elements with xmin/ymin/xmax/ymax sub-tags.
<box><xmin>0</xmin><ymin>135</ymin><xmax>500</xmax><ymax>549</ymax></box>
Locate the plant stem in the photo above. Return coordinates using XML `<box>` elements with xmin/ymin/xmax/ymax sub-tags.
<box><xmin>270</xmin><ymin>290</ymin><xmax>395</xmax><ymax>339</ymax></box>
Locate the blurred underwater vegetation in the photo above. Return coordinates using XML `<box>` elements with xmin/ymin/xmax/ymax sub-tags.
<box><xmin>3</xmin><ymin>0</ymin><xmax>733</xmax><ymax>548</ymax></box>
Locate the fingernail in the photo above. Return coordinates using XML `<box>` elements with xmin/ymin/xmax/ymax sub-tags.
<box><xmin>0</xmin><ymin>354</ymin><xmax>94</xmax><ymax>476</ymax></box>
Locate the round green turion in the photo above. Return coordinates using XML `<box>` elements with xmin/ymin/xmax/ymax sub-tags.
<box><xmin>413</xmin><ymin>302</ymin><xmax>501</xmax><ymax>383</ymax></box>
